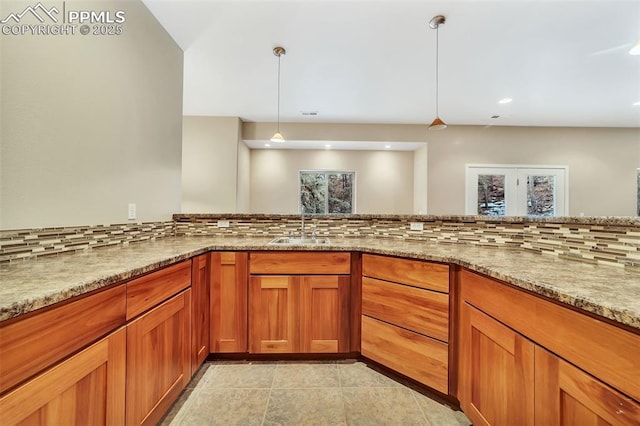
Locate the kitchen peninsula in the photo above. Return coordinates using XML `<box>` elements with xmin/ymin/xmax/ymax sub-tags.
<box><xmin>1</xmin><ymin>214</ymin><xmax>639</xmax><ymax>425</ymax></box>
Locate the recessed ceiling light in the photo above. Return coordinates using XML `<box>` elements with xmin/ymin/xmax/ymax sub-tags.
<box><xmin>498</xmin><ymin>98</ymin><xmax>512</xmax><ymax>104</ymax></box>
<box><xmin>630</xmin><ymin>40</ymin><xmax>640</xmax><ymax>55</ymax></box>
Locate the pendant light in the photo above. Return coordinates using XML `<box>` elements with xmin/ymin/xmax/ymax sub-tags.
<box><xmin>271</xmin><ymin>46</ymin><xmax>286</xmax><ymax>142</ymax></box>
<box><xmin>428</xmin><ymin>15</ymin><xmax>447</xmax><ymax>131</ymax></box>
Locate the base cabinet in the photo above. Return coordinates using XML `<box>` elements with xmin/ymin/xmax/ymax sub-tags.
<box><xmin>535</xmin><ymin>346</ymin><xmax>640</xmax><ymax>426</ymax></box>
<box><xmin>126</xmin><ymin>290</ymin><xmax>191</xmax><ymax>426</ymax></box>
<box><xmin>210</xmin><ymin>252</ymin><xmax>248</xmax><ymax>353</ymax></box>
<box><xmin>458</xmin><ymin>269</ymin><xmax>640</xmax><ymax>426</ymax></box>
<box><xmin>248</xmin><ymin>275</ymin><xmax>350</xmax><ymax>353</ymax></box>
<box><xmin>459</xmin><ymin>302</ymin><xmax>535</xmax><ymax>426</ymax></box>
<box><xmin>191</xmin><ymin>254</ymin><xmax>210</xmax><ymax>373</ymax></box>
<box><xmin>0</xmin><ymin>327</ymin><xmax>126</xmax><ymax>425</ymax></box>
<box><xmin>361</xmin><ymin>254</ymin><xmax>450</xmax><ymax>394</ymax></box>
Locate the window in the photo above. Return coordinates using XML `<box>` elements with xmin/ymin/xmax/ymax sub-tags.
<box><xmin>299</xmin><ymin>170</ymin><xmax>355</xmax><ymax>214</ymax></box>
<box><xmin>466</xmin><ymin>165</ymin><xmax>567</xmax><ymax>217</ymax></box>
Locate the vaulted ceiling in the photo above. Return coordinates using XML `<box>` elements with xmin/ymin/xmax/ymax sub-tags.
<box><xmin>143</xmin><ymin>0</ymin><xmax>640</xmax><ymax>128</ymax></box>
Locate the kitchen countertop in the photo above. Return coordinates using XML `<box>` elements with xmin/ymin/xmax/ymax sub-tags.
<box><xmin>1</xmin><ymin>236</ymin><xmax>639</xmax><ymax>331</ymax></box>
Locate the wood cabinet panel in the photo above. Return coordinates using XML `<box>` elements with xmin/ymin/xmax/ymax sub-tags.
<box><xmin>126</xmin><ymin>290</ymin><xmax>191</xmax><ymax>426</ymax></box>
<box><xmin>248</xmin><ymin>276</ymin><xmax>299</xmax><ymax>353</ymax></box>
<box><xmin>211</xmin><ymin>252</ymin><xmax>248</xmax><ymax>353</ymax></box>
<box><xmin>362</xmin><ymin>277</ymin><xmax>449</xmax><ymax>342</ymax></box>
<box><xmin>191</xmin><ymin>254</ymin><xmax>210</xmax><ymax>374</ymax></box>
<box><xmin>126</xmin><ymin>261</ymin><xmax>191</xmax><ymax>320</ymax></box>
<box><xmin>535</xmin><ymin>345</ymin><xmax>640</xmax><ymax>426</ymax></box>
<box><xmin>361</xmin><ymin>315</ymin><xmax>448</xmax><ymax>394</ymax></box>
<box><xmin>0</xmin><ymin>284</ymin><xmax>126</xmax><ymax>394</ymax></box>
<box><xmin>362</xmin><ymin>254</ymin><xmax>449</xmax><ymax>293</ymax></box>
<box><xmin>458</xmin><ymin>302</ymin><xmax>535</xmax><ymax>426</ymax></box>
<box><xmin>0</xmin><ymin>327</ymin><xmax>126</xmax><ymax>426</ymax></box>
<box><xmin>460</xmin><ymin>269</ymin><xmax>640</xmax><ymax>403</ymax></box>
<box><xmin>300</xmin><ymin>276</ymin><xmax>350</xmax><ymax>353</ymax></box>
<box><xmin>249</xmin><ymin>252</ymin><xmax>351</xmax><ymax>275</ymax></box>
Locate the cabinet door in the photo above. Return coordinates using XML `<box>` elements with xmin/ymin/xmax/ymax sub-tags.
<box><xmin>300</xmin><ymin>275</ymin><xmax>350</xmax><ymax>353</ymax></box>
<box><xmin>191</xmin><ymin>254</ymin><xmax>211</xmax><ymax>374</ymax></box>
<box><xmin>126</xmin><ymin>290</ymin><xmax>191</xmax><ymax>426</ymax></box>
<box><xmin>459</xmin><ymin>302</ymin><xmax>535</xmax><ymax>426</ymax></box>
<box><xmin>535</xmin><ymin>346</ymin><xmax>640</xmax><ymax>426</ymax></box>
<box><xmin>211</xmin><ymin>252</ymin><xmax>248</xmax><ymax>352</ymax></box>
<box><xmin>248</xmin><ymin>276</ymin><xmax>299</xmax><ymax>353</ymax></box>
<box><xmin>0</xmin><ymin>327</ymin><xmax>126</xmax><ymax>426</ymax></box>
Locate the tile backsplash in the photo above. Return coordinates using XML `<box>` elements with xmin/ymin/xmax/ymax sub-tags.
<box><xmin>2</xmin><ymin>214</ymin><xmax>639</xmax><ymax>270</ymax></box>
<box><xmin>0</xmin><ymin>221</ymin><xmax>174</xmax><ymax>263</ymax></box>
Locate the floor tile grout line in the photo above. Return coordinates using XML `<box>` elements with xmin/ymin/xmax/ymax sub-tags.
<box><xmin>410</xmin><ymin>388</ymin><xmax>433</xmax><ymax>426</ymax></box>
<box><xmin>259</xmin><ymin>361</ymin><xmax>279</xmax><ymax>425</ymax></box>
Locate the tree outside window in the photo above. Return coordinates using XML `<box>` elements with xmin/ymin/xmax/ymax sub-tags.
<box><xmin>299</xmin><ymin>171</ymin><xmax>354</xmax><ymax>214</ymax></box>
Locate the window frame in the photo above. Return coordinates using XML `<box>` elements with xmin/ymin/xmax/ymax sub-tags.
<box><xmin>298</xmin><ymin>169</ymin><xmax>356</xmax><ymax>214</ymax></box>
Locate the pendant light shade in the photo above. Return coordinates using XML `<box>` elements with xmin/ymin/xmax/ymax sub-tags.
<box><xmin>428</xmin><ymin>15</ymin><xmax>447</xmax><ymax>131</ymax></box>
<box><xmin>271</xmin><ymin>46</ymin><xmax>286</xmax><ymax>143</ymax></box>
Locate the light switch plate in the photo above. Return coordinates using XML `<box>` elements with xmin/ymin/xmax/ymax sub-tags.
<box><xmin>127</xmin><ymin>204</ymin><xmax>136</xmax><ymax>220</ymax></box>
<box><xmin>217</xmin><ymin>220</ymin><xmax>230</xmax><ymax>228</ymax></box>
<box><xmin>409</xmin><ymin>222</ymin><xmax>424</xmax><ymax>231</ymax></box>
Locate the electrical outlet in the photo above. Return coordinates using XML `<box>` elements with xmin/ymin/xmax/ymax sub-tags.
<box><xmin>409</xmin><ymin>222</ymin><xmax>424</xmax><ymax>231</ymax></box>
<box><xmin>217</xmin><ymin>220</ymin><xmax>230</xmax><ymax>228</ymax></box>
<box><xmin>128</xmin><ymin>204</ymin><xmax>136</xmax><ymax>220</ymax></box>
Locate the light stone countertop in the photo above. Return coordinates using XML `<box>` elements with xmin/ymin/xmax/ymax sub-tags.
<box><xmin>1</xmin><ymin>236</ymin><xmax>639</xmax><ymax>331</ymax></box>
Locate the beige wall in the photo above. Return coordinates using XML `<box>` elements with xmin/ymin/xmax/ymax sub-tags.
<box><xmin>250</xmin><ymin>149</ymin><xmax>414</xmax><ymax>214</ymax></box>
<box><xmin>413</xmin><ymin>144</ymin><xmax>428</xmax><ymax>214</ymax></box>
<box><xmin>236</xmin><ymin>141</ymin><xmax>251</xmax><ymax>213</ymax></box>
<box><xmin>0</xmin><ymin>0</ymin><xmax>183</xmax><ymax>229</ymax></box>
<box><xmin>244</xmin><ymin>122</ymin><xmax>639</xmax><ymax>217</ymax></box>
<box><xmin>182</xmin><ymin>116</ymin><xmax>242</xmax><ymax>212</ymax></box>
<box><xmin>427</xmin><ymin>126</ymin><xmax>640</xmax><ymax>216</ymax></box>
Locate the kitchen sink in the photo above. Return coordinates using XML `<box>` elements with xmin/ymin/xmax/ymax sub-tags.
<box><xmin>268</xmin><ymin>236</ymin><xmax>331</xmax><ymax>246</ymax></box>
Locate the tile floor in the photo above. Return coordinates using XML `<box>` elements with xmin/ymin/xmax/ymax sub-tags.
<box><xmin>160</xmin><ymin>360</ymin><xmax>471</xmax><ymax>426</ymax></box>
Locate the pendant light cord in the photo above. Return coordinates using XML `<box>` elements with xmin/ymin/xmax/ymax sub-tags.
<box><xmin>435</xmin><ymin>24</ymin><xmax>439</xmax><ymax>118</ymax></box>
<box><xmin>277</xmin><ymin>53</ymin><xmax>281</xmax><ymax>133</ymax></box>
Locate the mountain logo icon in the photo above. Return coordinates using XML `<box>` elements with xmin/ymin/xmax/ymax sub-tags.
<box><xmin>1</xmin><ymin>2</ymin><xmax>60</xmax><ymax>24</ymax></box>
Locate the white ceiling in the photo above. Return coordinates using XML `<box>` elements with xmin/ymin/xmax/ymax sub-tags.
<box><xmin>142</xmin><ymin>0</ymin><xmax>640</xmax><ymax>129</ymax></box>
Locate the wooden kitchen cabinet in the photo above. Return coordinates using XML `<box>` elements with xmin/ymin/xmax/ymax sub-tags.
<box><xmin>0</xmin><ymin>284</ymin><xmax>126</xmax><ymax>395</ymax></box>
<box><xmin>249</xmin><ymin>275</ymin><xmax>350</xmax><ymax>353</ymax></box>
<box><xmin>360</xmin><ymin>254</ymin><xmax>450</xmax><ymax>394</ymax></box>
<box><xmin>126</xmin><ymin>290</ymin><xmax>191</xmax><ymax>426</ymax></box>
<box><xmin>458</xmin><ymin>269</ymin><xmax>640</xmax><ymax>425</ymax></box>
<box><xmin>249</xmin><ymin>275</ymin><xmax>299</xmax><ymax>353</ymax></box>
<box><xmin>0</xmin><ymin>327</ymin><xmax>126</xmax><ymax>425</ymax></box>
<box><xmin>535</xmin><ymin>345</ymin><xmax>640</xmax><ymax>426</ymax></box>
<box><xmin>458</xmin><ymin>301</ymin><xmax>535</xmax><ymax>426</ymax></box>
<box><xmin>248</xmin><ymin>252</ymin><xmax>351</xmax><ymax>354</ymax></box>
<box><xmin>191</xmin><ymin>253</ymin><xmax>210</xmax><ymax>373</ymax></box>
<box><xmin>124</xmin><ymin>259</ymin><xmax>191</xmax><ymax>426</ymax></box>
<box><xmin>210</xmin><ymin>252</ymin><xmax>248</xmax><ymax>353</ymax></box>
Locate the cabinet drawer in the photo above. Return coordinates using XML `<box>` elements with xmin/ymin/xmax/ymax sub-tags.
<box><xmin>0</xmin><ymin>284</ymin><xmax>126</xmax><ymax>394</ymax></box>
<box><xmin>126</xmin><ymin>260</ymin><xmax>191</xmax><ymax>320</ymax></box>
<box><xmin>361</xmin><ymin>315</ymin><xmax>448</xmax><ymax>394</ymax></box>
<box><xmin>249</xmin><ymin>252</ymin><xmax>351</xmax><ymax>274</ymax></box>
<box><xmin>362</xmin><ymin>277</ymin><xmax>449</xmax><ymax>342</ymax></box>
<box><xmin>460</xmin><ymin>269</ymin><xmax>640</xmax><ymax>403</ymax></box>
<box><xmin>362</xmin><ymin>254</ymin><xmax>449</xmax><ymax>293</ymax></box>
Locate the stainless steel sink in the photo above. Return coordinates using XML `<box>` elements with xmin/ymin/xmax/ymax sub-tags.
<box><xmin>268</xmin><ymin>236</ymin><xmax>331</xmax><ymax>246</ymax></box>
